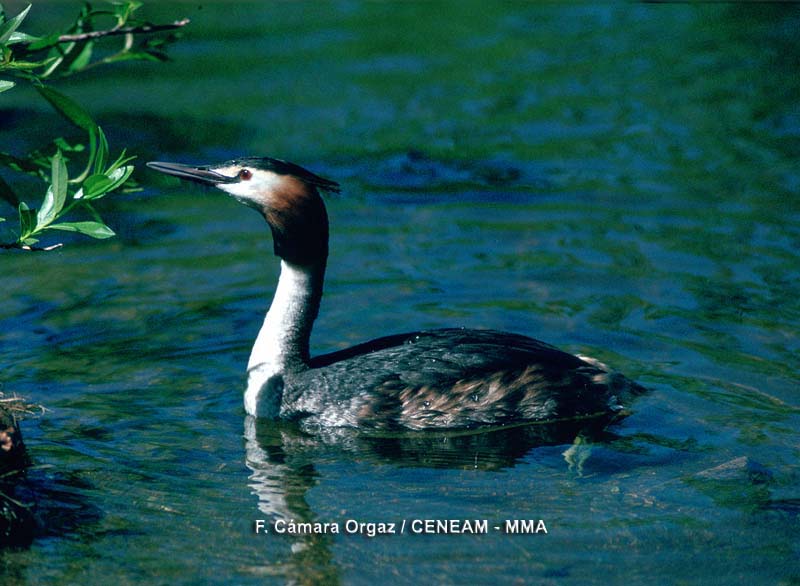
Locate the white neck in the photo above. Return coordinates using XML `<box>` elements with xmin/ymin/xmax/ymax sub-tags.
<box><xmin>244</xmin><ymin>259</ymin><xmax>324</xmax><ymax>417</ymax></box>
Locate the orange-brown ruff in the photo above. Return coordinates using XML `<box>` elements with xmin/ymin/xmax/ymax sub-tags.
<box><xmin>147</xmin><ymin>157</ymin><xmax>645</xmax><ymax>430</ymax></box>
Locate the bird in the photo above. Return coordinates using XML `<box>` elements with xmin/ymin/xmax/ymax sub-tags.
<box><xmin>147</xmin><ymin>157</ymin><xmax>645</xmax><ymax>430</ymax></box>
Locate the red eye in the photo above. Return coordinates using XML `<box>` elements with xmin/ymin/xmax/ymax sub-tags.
<box><xmin>239</xmin><ymin>169</ymin><xmax>252</xmax><ymax>180</ymax></box>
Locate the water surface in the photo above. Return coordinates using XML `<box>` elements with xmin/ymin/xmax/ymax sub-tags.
<box><xmin>1</xmin><ymin>3</ymin><xmax>799</xmax><ymax>584</ymax></box>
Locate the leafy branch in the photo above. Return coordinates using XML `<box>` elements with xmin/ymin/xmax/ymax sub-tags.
<box><xmin>0</xmin><ymin>1</ymin><xmax>188</xmax><ymax>250</ymax></box>
<box><xmin>6</xmin><ymin>126</ymin><xmax>134</xmax><ymax>249</ymax></box>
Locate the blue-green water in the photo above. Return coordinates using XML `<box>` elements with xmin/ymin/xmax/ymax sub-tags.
<box><xmin>1</xmin><ymin>2</ymin><xmax>799</xmax><ymax>584</ymax></box>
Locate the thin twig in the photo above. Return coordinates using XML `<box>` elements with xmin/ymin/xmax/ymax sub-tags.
<box><xmin>56</xmin><ymin>18</ymin><xmax>190</xmax><ymax>43</ymax></box>
<box><xmin>0</xmin><ymin>242</ymin><xmax>63</xmax><ymax>251</ymax></box>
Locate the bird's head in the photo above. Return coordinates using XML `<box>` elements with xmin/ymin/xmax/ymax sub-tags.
<box><xmin>147</xmin><ymin>157</ymin><xmax>339</xmax><ymax>265</ymax></box>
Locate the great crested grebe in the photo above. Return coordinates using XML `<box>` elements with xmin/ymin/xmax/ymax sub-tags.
<box><xmin>147</xmin><ymin>157</ymin><xmax>645</xmax><ymax>430</ymax></box>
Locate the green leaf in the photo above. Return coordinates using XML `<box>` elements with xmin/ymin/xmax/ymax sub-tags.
<box><xmin>107</xmin><ymin>149</ymin><xmax>136</xmax><ymax>173</ymax></box>
<box><xmin>35</xmin><ymin>85</ymin><xmax>97</xmax><ymax>132</ymax></box>
<box><xmin>53</xmin><ymin>38</ymin><xmax>95</xmax><ymax>77</ymax></box>
<box><xmin>67</xmin><ymin>41</ymin><xmax>94</xmax><ymax>72</ymax></box>
<box><xmin>7</xmin><ymin>30</ymin><xmax>38</xmax><ymax>45</ymax></box>
<box><xmin>1</xmin><ymin>56</ymin><xmax>57</xmax><ymax>70</ymax></box>
<box><xmin>49</xmin><ymin>221</ymin><xmax>115</xmax><ymax>239</ymax></box>
<box><xmin>0</xmin><ymin>80</ymin><xmax>14</xmax><ymax>93</ymax></box>
<box><xmin>80</xmin><ymin>174</ymin><xmax>113</xmax><ymax>199</ymax></box>
<box><xmin>53</xmin><ymin>150</ymin><xmax>68</xmax><ymax>200</ymax></box>
<box><xmin>93</xmin><ymin>127</ymin><xmax>109</xmax><ymax>175</ymax></box>
<box><xmin>38</xmin><ymin>150</ymin><xmax>68</xmax><ymax>225</ymax></box>
<box><xmin>113</xmin><ymin>1</ymin><xmax>143</xmax><ymax>21</ymax></box>
<box><xmin>102</xmin><ymin>51</ymin><xmax>164</xmax><ymax>65</ymax></box>
<box><xmin>17</xmin><ymin>201</ymin><xmax>37</xmax><ymax>239</ymax></box>
<box><xmin>37</xmin><ymin>186</ymin><xmax>55</xmax><ymax>225</ymax></box>
<box><xmin>27</xmin><ymin>32</ymin><xmax>60</xmax><ymax>51</ymax></box>
<box><xmin>106</xmin><ymin>164</ymin><xmax>134</xmax><ymax>191</ymax></box>
<box><xmin>78</xmin><ymin>163</ymin><xmax>134</xmax><ymax>201</ymax></box>
<box><xmin>0</xmin><ymin>4</ymin><xmax>30</xmax><ymax>45</ymax></box>
<box><xmin>54</xmin><ymin>137</ymin><xmax>85</xmax><ymax>153</ymax></box>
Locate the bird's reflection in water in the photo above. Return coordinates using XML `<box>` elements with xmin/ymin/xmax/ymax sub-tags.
<box><xmin>243</xmin><ymin>413</ymin><xmax>620</xmax><ymax>584</ymax></box>
<box><xmin>245</xmin><ymin>416</ymin><xmax>339</xmax><ymax>584</ymax></box>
